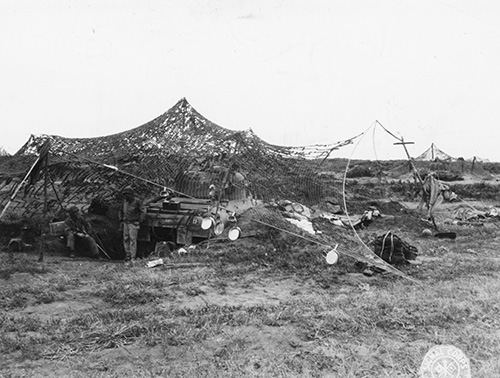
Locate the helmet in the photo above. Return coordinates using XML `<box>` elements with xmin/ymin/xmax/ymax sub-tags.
<box><xmin>160</xmin><ymin>187</ymin><xmax>170</xmax><ymax>197</ymax></box>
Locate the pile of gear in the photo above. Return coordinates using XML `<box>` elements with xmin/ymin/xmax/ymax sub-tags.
<box><xmin>453</xmin><ymin>206</ymin><xmax>500</xmax><ymax>222</ymax></box>
<box><xmin>371</xmin><ymin>231</ymin><xmax>418</xmax><ymax>265</ymax></box>
<box><xmin>272</xmin><ymin>199</ymin><xmax>383</xmax><ymax>236</ymax></box>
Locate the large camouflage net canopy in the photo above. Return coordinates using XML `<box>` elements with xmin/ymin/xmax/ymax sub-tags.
<box><xmin>1</xmin><ymin>98</ymin><xmax>359</xmax><ymax>215</ymax></box>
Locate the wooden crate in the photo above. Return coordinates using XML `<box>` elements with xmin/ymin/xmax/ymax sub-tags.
<box><xmin>49</xmin><ymin>221</ymin><xmax>66</xmax><ymax>236</ymax></box>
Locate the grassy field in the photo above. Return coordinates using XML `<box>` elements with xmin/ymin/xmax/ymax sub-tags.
<box><xmin>1</xmin><ymin>202</ymin><xmax>499</xmax><ymax>377</ymax></box>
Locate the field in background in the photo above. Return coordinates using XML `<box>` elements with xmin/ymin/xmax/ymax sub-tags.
<box><xmin>1</xmin><ymin>197</ymin><xmax>499</xmax><ymax>377</ymax></box>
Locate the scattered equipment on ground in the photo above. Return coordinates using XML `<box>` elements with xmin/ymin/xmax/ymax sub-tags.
<box><xmin>372</xmin><ymin>231</ymin><xmax>418</xmax><ymax>265</ymax></box>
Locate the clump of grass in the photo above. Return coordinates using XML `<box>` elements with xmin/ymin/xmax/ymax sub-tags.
<box><xmin>212</xmin><ymin>337</ymin><xmax>250</xmax><ymax>370</ymax></box>
<box><xmin>0</xmin><ymin>255</ymin><xmax>49</xmax><ymax>280</ymax></box>
<box><xmin>3</xmin><ymin>293</ymin><xmax>28</xmax><ymax>309</ymax></box>
<box><xmin>48</xmin><ymin>274</ymin><xmax>81</xmax><ymax>292</ymax></box>
<box><xmin>93</xmin><ymin>270</ymin><xmax>176</xmax><ymax>306</ymax></box>
<box><xmin>0</xmin><ymin>314</ymin><xmax>41</xmax><ymax>333</ymax></box>
<box><xmin>184</xmin><ymin>285</ymin><xmax>205</xmax><ymax>297</ymax></box>
<box><xmin>0</xmin><ymin>284</ymin><xmax>60</xmax><ymax>309</ymax></box>
<box><xmin>95</xmin><ymin>281</ymin><xmax>163</xmax><ymax>306</ymax></box>
<box><xmin>415</xmin><ymin>257</ymin><xmax>500</xmax><ymax>281</ymax></box>
<box><xmin>35</xmin><ymin>289</ymin><xmax>57</xmax><ymax>305</ymax></box>
<box><xmin>0</xmin><ymin>333</ymin><xmax>48</xmax><ymax>359</ymax></box>
<box><xmin>175</xmin><ymin>304</ymin><xmax>252</xmax><ymax>329</ymax></box>
<box><xmin>33</xmin><ymin>307</ymin><xmax>213</xmax><ymax>356</ymax></box>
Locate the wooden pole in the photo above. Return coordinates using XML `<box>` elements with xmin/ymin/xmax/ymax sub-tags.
<box><xmin>0</xmin><ymin>156</ymin><xmax>41</xmax><ymax>219</ymax></box>
<box><xmin>395</xmin><ymin>139</ymin><xmax>439</xmax><ymax>230</ymax></box>
<box><xmin>375</xmin><ymin>120</ymin><xmax>436</xmax><ymax>228</ymax></box>
<box><xmin>43</xmin><ymin>152</ymin><xmax>49</xmax><ymax>213</ymax></box>
<box><xmin>393</xmin><ymin>139</ymin><xmax>424</xmax><ymax>186</ymax></box>
<box><xmin>48</xmin><ymin>173</ymin><xmax>65</xmax><ymax>212</ymax></box>
<box><xmin>39</xmin><ymin>149</ymin><xmax>50</xmax><ymax>263</ymax></box>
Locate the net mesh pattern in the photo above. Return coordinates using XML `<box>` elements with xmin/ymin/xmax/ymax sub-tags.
<box><xmin>1</xmin><ymin>98</ymin><xmax>355</xmax><ymax>215</ymax></box>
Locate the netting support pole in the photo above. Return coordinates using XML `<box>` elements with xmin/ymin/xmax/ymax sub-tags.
<box><xmin>0</xmin><ymin>155</ymin><xmax>41</xmax><ymax>220</ymax></box>
<box><xmin>394</xmin><ymin>137</ymin><xmax>438</xmax><ymax>230</ymax></box>
<box><xmin>43</xmin><ymin>151</ymin><xmax>49</xmax><ymax>214</ymax></box>
<box><xmin>393</xmin><ymin>138</ymin><xmax>423</xmax><ymax>187</ymax></box>
<box><xmin>48</xmin><ymin>172</ymin><xmax>65</xmax><ymax>212</ymax></box>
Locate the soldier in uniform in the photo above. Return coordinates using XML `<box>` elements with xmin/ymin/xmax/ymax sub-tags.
<box><xmin>65</xmin><ymin>206</ymin><xmax>99</xmax><ymax>258</ymax></box>
<box><xmin>119</xmin><ymin>186</ymin><xmax>144</xmax><ymax>262</ymax></box>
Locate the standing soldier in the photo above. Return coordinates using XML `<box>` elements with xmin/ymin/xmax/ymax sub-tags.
<box><xmin>119</xmin><ymin>186</ymin><xmax>143</xmax><ymax>263</ymax></box>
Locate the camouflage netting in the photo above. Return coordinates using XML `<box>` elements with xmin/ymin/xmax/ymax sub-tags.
<box><xmin>0</xmin><ymin>98</ymin><xmax>414</xmax><ymax>276</ymax></box>
<box><xmin>1</xmin><ymin>98</ymin><xmax>359</xmax><ymax>216</ymax></box>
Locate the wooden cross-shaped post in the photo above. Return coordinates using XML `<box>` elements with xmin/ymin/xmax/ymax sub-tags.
<box><xmin>394</xmin><ymin>139</ymin><xmax>439</xmax><ymax>230</ymax></box>
<box><xmin>393</xmin><ymin>139</ymin><xmax>423</xmax><ymax>186</ymax></box>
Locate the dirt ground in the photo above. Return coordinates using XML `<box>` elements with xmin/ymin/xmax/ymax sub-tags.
<box><xmin>1</xmin><ymin>200</ymin><xmax>499</xmax><ymax>377</ymax></box>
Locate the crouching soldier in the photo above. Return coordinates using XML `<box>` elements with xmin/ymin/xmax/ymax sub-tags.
<box><xmin>119</xmin><ymin>186</ymin><xmax>144</xmax><ymax>263</ymax></box>
<box><xmin>65</xmin><ymin>206</ymin><xmax>99</xmax><ymax>258</ymax></box>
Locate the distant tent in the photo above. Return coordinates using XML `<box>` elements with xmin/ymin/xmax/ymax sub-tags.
<box><xmin>416</xmin><ymin>143</ymin><xmax>455</xmax><ymax>161</ymax></box>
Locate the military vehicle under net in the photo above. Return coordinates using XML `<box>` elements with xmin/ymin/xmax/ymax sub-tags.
<box><xmin>139</xmin><ymin>193</ymin><xmax>241</xmax><ymax>254</ymax></box>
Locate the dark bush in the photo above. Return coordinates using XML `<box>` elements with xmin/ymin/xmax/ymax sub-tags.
<box><xmin>483</xmin><ymin>162</ymin><xmax>500</xmax><ymax>174</ymax></box>
<box><xmin>346</xmin><ymin>165</ymin><xmax>374</xmax><ymax>178</ymax></box>
<box><xmin>450</xmin><ymin>183</ymin><xmax>500</xmax><ymax>200</ymax></box>
<box><xmin>435</xmin><ymin>170</ymin><xmax>464</xmax><ymax>182</ymax></box>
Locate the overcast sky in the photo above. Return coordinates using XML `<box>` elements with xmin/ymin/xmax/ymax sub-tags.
<box><xmin>1</xmin><ymin>0</ymin><xmax>499</xmax><ymax>161</ymax></box>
